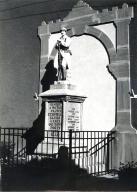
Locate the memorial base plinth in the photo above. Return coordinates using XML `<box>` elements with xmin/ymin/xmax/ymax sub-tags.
<box><xmin>40</xmin><ymin>81</ymin><xmax>86</xmax><ymax>132</ymax></box>
<box><xmin>35</xmin><ymin>81</ymin><xmax>86</xmax><ymax>154</ymax></box>
<box><xmin>112</xmin><ymin>131</ymin><xmax>137</xmax><ymax>170</ymax></box>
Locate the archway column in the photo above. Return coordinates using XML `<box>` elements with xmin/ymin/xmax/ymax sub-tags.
<box><xmin>108</xmin><ymin>19</ymin><xmax>135</xmax><ymax>133</ymax></box>
<box><xmin>108</xmin><ymin>18</ymin><xmax>137</xmax><ymax>170</ymax></box>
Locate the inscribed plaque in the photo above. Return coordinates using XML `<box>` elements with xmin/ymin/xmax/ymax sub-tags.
<box><xmin>67</xmin><ymin>102</ymin><xmax>81</xmax><ymax>130</ymax></box>
<box><xmin>48</xmin><ymin>102</ymin><xmax>62</xmax><ymax>131</ymax></box>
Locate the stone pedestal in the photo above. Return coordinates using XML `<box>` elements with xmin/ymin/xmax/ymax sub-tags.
<box><xmin>39</xmin><ymin>81</ymin><xmax>86</xmax><ymax>132</ymax></box>
<box><xmin>35</xmin><ymin>81</ymin><xmax>86</xmax><ymax>154</ymax></box>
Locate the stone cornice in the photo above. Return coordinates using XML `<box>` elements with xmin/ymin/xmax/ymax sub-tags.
<box><xmin>39</xmin><ymin>1</ymin><xmax>133</xmax><ymax>34</ymax></box>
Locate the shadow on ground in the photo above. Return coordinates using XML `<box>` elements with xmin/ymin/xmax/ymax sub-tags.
<box><xmin>1</xmin><ymin>157</ymin><xmax>137</xmax><ymax>191</ymax></box>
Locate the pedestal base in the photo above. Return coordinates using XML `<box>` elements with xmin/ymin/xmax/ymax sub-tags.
<box><xmin>112</xmin><ymin>131</ymin><xmax>137</xmax><ymax>170</ymax></box>
<box><xmin>35</xmin><ymin>81</ymin><xmax>87</xmax><ymax>154</ymax></box>
<box><xmin>39</xmin><ymin>81</ymin><xmax>86</xmax><ymax>132</ymax></box>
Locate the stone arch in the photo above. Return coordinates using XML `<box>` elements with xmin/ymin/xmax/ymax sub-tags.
<box><xmin>38</xmin><ymin>1</ymin><xmax>135</xmax><ymax>133</ymax></box>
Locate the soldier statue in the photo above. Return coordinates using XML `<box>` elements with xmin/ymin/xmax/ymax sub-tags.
<box><xmin>56</xmin><ymin>27</ymin><xmax>72</xmax><ymax>81</ymax></box>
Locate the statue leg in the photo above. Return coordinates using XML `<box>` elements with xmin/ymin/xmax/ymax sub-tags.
<box><xmin>58</xmin><ymin>67</ymin><xmax>62</xmax><ymax>81</ymax></box>
<box><xmin>62</xmin><ymin>58</ymin><xmax>67</xmax><ymax>80</ymax></box>
<box><xmin>58</xmin><ymin>54</ymin><xmax>63</xmax><ymax>81</ymax></box>
<box><xmin>63</xmin><ymin>53</ymin><xmax>71</xmax><ymax>81</ymax></box>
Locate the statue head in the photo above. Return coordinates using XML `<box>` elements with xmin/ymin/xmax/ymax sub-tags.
<box><xmin>61</xmin><ymin>27</ymin><xmax>67</xmax><ymax>36</ymax></box>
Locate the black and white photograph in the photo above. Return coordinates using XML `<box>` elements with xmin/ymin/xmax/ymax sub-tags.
<box><xmin>0</xmin><ymin>0</ymin><xmax>137</xmax><ymax>191</ymax></box>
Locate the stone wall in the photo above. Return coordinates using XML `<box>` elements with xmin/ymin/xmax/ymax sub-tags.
<box><xmin>0</xmin><ymin>0</ymin><xmax>77</xmax><ymax>128</ymax></box>
<box><xmin>0</xmin><ymin>18</ymin><xmax>40</xmax><ymax>127</ymax></box>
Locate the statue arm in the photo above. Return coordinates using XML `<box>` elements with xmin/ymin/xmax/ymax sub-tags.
<box><xmin>61</xmin><ymin>37</ymin><xmax>71</xmax><ymax>48</ymax></box>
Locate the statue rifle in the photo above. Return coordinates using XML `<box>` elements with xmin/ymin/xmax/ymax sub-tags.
<box><xmin>58</xmin><ymin>43</ymin><xmax>62</xmax><ymax>80</ymax></box>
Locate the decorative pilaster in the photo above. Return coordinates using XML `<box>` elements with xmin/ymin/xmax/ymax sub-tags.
<box><xmin>38</xmin><ymin>21</ymin><xmax>50</xmax><ymax>112</ymax></box>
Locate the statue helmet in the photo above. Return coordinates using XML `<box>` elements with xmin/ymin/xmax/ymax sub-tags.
<box><xmin>61</xmin><ymin>27</ymin><xmax>67</xmax><ymax>32</ymax></box>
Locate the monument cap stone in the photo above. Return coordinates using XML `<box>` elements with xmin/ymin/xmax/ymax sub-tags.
<box><xmin>39</xmin><ymin>81</ymin><xmax>87</xmax><ymax>98</ymax></box>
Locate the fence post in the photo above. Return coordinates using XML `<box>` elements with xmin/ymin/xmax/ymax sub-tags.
<box><xmin>106</xmin><ymin>133</ymin><xmax>110</xmax><ymax>173</ymax></box>
<box><xmin>69</xmin><ymin>130</ymin><xmax>72</xmax><ymax>166</ymax></box>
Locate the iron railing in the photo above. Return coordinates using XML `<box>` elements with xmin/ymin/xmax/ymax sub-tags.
<box><xmin>0</xmin><ymin>128</ymin><xmax>115</xmax><ymax>175</ymax></box>
<box><xmin>0</xmin><ymin>128</ymin><xmax>28</xmax><ymax>166</ymax></box>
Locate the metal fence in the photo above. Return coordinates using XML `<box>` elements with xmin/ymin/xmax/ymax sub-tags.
<box><xmin>0</xmin><ymin>128</ymin><xmax>115</xmax><ymax>175</ymax></box>
<box><xmin>0</xmin><ymin>128</ymin><xmax>28</xmax><ymax>166</ymax></box>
